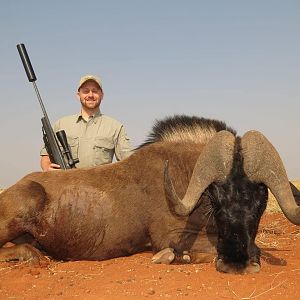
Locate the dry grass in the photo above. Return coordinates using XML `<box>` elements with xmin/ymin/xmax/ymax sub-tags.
<box><xmin>266</xmin><ymin>180</ymin><xmax>300</xmax><ymax>213</ymax></box>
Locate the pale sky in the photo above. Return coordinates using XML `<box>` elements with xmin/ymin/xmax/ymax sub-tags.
<box><xmin>0</xmin><ymin>0</ymin><xmax>299</xmax><ymax>188</ymax></box>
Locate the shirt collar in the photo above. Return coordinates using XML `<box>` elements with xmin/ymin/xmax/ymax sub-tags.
<box><xmin>76</xmin><ymin>110</ymin><xmax>102</xmax><ymax>123</ymax></box>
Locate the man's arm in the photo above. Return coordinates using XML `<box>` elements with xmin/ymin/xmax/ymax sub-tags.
<box><xmin>115</xmin><ymin>126</ymin><xmax>133</xmax><ymax>161</ymax></box>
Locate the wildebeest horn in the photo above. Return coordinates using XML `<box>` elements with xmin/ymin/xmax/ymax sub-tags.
<box><xmin>241</xmin><ymin>130</ymin><xmax>300</xmax><ymax>225</ymax></box>
<box><xmin>164</xmin><ymin>130</ymin><xmax>235</xmax><ymax>216</ymax></box>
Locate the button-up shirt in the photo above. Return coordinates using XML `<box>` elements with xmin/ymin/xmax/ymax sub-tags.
<box><xmin>40</xmin><ymin>111</ymin><xmax>132</xmax><ymax>167</ymax></box>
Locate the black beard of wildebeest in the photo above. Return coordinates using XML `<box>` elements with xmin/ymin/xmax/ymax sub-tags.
<box><xmin>207</xmin><ymin>139</ymin><xmax>268</xmax><ymax>272</ymax></box>
<box><xmin>0</xmin><ymin>114</ymin><xmax>300</xmax><ymax>275</ymax></box>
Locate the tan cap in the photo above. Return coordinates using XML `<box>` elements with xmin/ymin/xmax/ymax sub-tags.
<box><xmin>77</xmin><ymin>75</ymin><xmax>103</xmax><ymax>91</ymax></box>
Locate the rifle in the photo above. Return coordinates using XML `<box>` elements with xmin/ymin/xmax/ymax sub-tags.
<box><xmin>17</xmin><ymin>43</ymin><xmax>79</xmax><ymax>169</ymax></box>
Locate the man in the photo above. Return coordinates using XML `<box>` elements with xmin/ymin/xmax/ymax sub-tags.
<box><xmin>40</xmin><ymin>75</ymin><xmax>132</xmax><ymax>171</ymax></box>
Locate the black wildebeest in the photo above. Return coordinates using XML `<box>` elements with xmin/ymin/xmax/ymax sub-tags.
<box><xmin>0</xmin><ymin>115</ymin><xmax>299</xmax><ymax>274</ymax></box>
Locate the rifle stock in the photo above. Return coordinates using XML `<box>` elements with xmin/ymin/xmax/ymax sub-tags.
<box><xmin>17</xmin><ymin>43</ymin><xmax>78</xmax><ymax>169</ymax></box>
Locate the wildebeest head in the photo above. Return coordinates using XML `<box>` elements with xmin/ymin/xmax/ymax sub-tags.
<box><xmin>164</xmin><ymin>128</ymin><xmax>300</xmax><ymax>274</ymax></box>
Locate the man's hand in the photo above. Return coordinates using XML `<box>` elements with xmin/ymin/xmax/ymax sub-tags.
<box><xmin>41</xmin><ymin>155</ymin><xmax>61</xmax><ymax>171</ymax></box>
<box><xmin>47</xmin><ymin>163</ymin><xmax>61</xmax><ymax>171</ymax></box>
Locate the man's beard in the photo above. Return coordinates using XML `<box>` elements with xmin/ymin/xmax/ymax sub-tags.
<box><xmin>80</xmin><ymin>99</ymin><xmax>100</xmax><ymax>110</ymax></box>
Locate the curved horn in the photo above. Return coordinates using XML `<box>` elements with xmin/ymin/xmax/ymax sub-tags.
<box><xmin>164</xmin><ymin>130</ymin><xmax>235</xmax><ymax>216</ymax></box>
<box><xmin>241</xmin><ymin>130</ymin><xmax>300</xmax><ymax>225</ymax></box>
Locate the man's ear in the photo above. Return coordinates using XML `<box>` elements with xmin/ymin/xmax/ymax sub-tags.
<box><xmin>76</xmin><ymin>91</ymin><xmax>80</xmax><ymax>100</ymax></box>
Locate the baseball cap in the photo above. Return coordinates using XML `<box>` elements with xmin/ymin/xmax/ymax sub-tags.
<box><xmin>77</xmin><ymin>75</ymin><xmax>103</xmax><ymax>91</ymax></box>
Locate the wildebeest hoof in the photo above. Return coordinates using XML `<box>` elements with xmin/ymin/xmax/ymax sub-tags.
<box><xmin>182</xmin><ymin>251</ymin><xmax>191</xmax><ymax>263</ymax></box>
<box><xmin>152</xmin><ymin>248</ymin><xmax>175</xmax><ymax>264</ymax></box>
<box><xmin>182</xmin><ymin>254</ymin><xmax>191</xmax><ymax>263</ymax></box>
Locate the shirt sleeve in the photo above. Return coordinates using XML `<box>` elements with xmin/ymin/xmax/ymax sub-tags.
<box><xmin>115</xmin><ymin>126</ymin><xmax>133</xmax><ymax>161</ymax></box>
<box><xmin>40</xmin><ymin>146</ymin><xmax>48</xmax><ymax>156</ymax></box>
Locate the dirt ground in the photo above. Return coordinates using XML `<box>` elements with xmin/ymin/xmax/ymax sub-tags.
<box><xmin>0</xmin><ymin>212</ymin><xmax>300</xmax><ymax>300</ymax></box>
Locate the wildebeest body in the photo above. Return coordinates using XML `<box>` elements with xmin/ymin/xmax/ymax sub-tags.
<box><xmin>1</xmin><ymin>140</ymin><xmax>215</xmax><ymax>261</ymax></box>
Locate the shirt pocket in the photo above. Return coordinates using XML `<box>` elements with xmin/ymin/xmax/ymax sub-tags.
<box><xmin>93</xmin><ymin>137</ymin><xmax>115</xmax><ymax>165</ymax></box>
<box><xmin>67</xmin><ymin>136</ymin><xmax>79</xmax><ymax>160</ymax></box>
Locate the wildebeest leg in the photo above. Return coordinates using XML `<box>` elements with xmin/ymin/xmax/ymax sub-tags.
<box><xmin>0</xmin><ymin>180</ymin><xmax>47</xmax><ymax>265</ymax></box>
<box><xmin>151</xmin><ymin>247</ymin><xmax>216</xmax><ymax>264</ymax></box>
<box><xmin>177</xmin><ymin>233</ymin><xmax>217</xmax><ymax>263</ymax></box>
<box><xmin>11</xmin><ymin>233</ymin><xmax>43</xmax><ymax>249</ymax></box>
<box><xmin>11</xmin><ymin>233</ymin><xmax>36</xmax><ymax>245</ymax></box>
<box><xmin>151</xmin><ymin>233</ymin><xmax>217</xmax><ymax>265</ymax></box>
<box><xmin>0</xmin><ymin>244</ymin><xmax>48</xmax><ymax>266</ymax></box>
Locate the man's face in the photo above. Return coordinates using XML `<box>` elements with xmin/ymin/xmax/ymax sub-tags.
<box><xmin>77</xmin><ymin>80</ymin><xmax>103</xmax><ymax>110</ymax></box>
